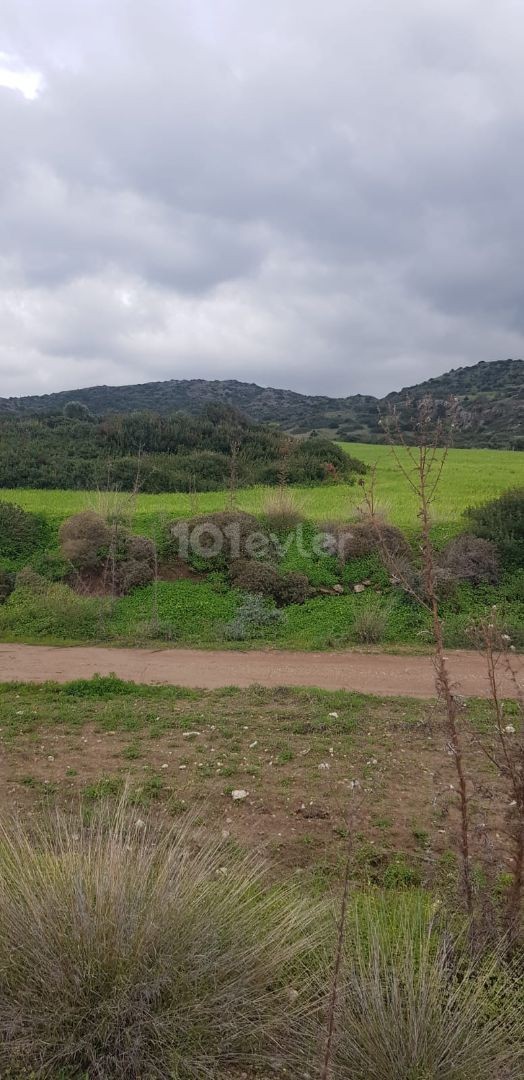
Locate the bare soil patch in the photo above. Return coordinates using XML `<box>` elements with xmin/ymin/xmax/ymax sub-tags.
<box><xmin>0</xmin><ymin>681</ymin><xmax>516</xmax><ymax>885</ymax></box>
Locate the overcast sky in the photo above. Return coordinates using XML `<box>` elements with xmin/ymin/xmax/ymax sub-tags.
<box><xmin>1</xmin><ymin>1</ymin><xmax>523</xmax><ymax>399</ymax></box>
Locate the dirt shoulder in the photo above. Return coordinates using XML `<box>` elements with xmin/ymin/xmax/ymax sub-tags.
<box><xmin>0</xmin><ymin>643</ymin><xmax>522</xmax><ymax>698</ymax></box>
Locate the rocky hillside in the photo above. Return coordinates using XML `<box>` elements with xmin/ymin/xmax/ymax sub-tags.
<box><xmin>0</xmin><ymin>358</ymin><xmax>522</xmax><ymax>449</ymax></box>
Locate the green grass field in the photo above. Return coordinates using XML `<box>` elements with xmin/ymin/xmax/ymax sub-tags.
<box><xmin>0</xmin><ymin>443</ymin><xmax>521</xmax><ymax>532</ymax></box>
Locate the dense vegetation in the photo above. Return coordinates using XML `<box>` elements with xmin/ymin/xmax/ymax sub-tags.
<box><xmin>1</xmin><ymin>358</ymin><xmax>522</xmax><ymax>447</ymax></box>
<box><xmin>0</xmin><ymin>404</ymin><xmax>365</xmax><ymax>492</ymax></box>
<box><xmin>0</xmin><ymin>480</ymin><xmax>522</xmax><ymax>650</ymax></box>
<box><xmin>0</xmin><ymin>442</ymin><xmax>520</xmax><ymax>531</ymax></box>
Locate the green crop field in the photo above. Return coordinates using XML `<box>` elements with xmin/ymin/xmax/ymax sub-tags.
<box><xmin>0</xmin><ymin>443</ymin><xmax>521</xmax><ymax>533</ymax></box>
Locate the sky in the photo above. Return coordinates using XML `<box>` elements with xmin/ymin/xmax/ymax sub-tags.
<box><xmin>1</xmin><ymin>0</ymin><xmax>523</xmax><ymax>400</ymax></box>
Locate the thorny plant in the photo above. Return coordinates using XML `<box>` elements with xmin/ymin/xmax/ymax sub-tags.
<box><xmin>359</xmin><ymin>396</ymin><xmax>474</xmax><ymax>918</ymax></box>
<box><xmin>470</xmin><ymin>609</ymin><xmax>524</xmax><ymax>946</ymax></box>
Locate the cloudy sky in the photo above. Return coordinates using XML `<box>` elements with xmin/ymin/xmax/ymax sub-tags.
<box><xmin>1</xmin><ymin>1</ymin><xmax>523</xmax><ymax>399</ymax></box>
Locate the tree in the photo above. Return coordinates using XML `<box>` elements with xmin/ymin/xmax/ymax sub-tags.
<box><xmin>63</xmin><ymin>401</ymin><xmax>93</xmax><ymax>421</ymax></box>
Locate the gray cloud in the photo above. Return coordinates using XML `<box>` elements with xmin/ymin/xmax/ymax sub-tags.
<box><xmin>0</xmin><ymin>0</ymin><xmax>523</xmax><ymax>398</ymax></box>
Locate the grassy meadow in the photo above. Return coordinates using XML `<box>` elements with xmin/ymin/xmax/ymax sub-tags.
<box><xmin>0</xmin><ymin>442</ymin><xmax>521</xmax><ymax>532</ymax></box>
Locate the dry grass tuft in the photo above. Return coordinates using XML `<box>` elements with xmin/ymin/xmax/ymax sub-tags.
<box><xmin>328</xmin><ymin>892</ymin><xmax>524</xmax><ymax>1080</ymax></box>
<box><xmin>0</xmin><ymin>796</ymin><xmax>323</xmax><ymax>1079</ymax></box>
<box><xmin>263</xmin><ymin>489</ymin><xmax>305</xmax><ymax>533</ymax></box>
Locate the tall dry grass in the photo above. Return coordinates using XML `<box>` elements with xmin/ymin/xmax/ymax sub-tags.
<box><xmin>0</xmin><ymin>798</ymin><xmax>323</xmax><ymax>1079</ymax></box>
<box><xmin>263</xmin><ymin>488</ymin><xmax>304</xmax><ymax>532</ymax></box>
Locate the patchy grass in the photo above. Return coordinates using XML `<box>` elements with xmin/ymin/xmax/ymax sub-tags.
<box><xmin>0</xmin><ymin>678</ymin><xmax>519</xmax><ymax>890</ymax></box>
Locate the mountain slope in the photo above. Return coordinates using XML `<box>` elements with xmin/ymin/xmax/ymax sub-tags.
<box><xmin>0</xmin><ymin>358</ymin><xmax>522</xmax><ymax>448</ymax></box>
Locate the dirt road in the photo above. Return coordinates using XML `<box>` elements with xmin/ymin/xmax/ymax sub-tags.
<box><xmin>0</xmin><ymin>643</ymin><xmax>522</xmax><ymax>698</ymax></box>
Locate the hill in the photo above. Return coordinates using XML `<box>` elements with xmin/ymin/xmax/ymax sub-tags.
<box><xmin>0</xmin><ymin>358</ymin><xmax>522</xmax><ymax>448</ymax></box>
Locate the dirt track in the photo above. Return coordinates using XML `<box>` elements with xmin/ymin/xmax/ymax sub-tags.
<box><xmin>0</xmin><ymin>643</ymin><xmax>522</xmax><ymax>698</ymax></box>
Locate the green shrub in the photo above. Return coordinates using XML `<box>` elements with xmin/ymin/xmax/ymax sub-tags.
<box><xmin>467</xmin><ymin>488</ymin><xmax>524</xmax><ymax>568</ymax></box>
<box><xmin>14</xmin><ymin>567</ymin><xmax>50</xmax><ymax>593</ymax></box>
<box><xmin>62</xmin><ymin>675</ymin><xmax>140</xmax><ymax>697</ymax></box>
<box><xmin>0</xmin><ymin>569</ymin><xmax>15</xmax><ymax>604</ymax></box>
<box><xmin>223</xmin><ymin>593</ymin><xmax>284</xmax><ymax>640</ymax></box>
<box><xmin>341</xmin><ymin>552</ymin><xmax>391</xmax><ymax>589</ymax></box>
<box><xmin>267</xmin><ymin>437</ymin><xmax>366</xmax><ymax>485</ymax></box>
<box><xmin>230</xmin><ymin>559</ymin><xmax>311</xmax><ymax>606</ymax></box>
<box><xmin>0</xmin><ymin>799</ymin><xmax>321</xmax><ymax>1079</ymax></box>
<box><xmin>135</xmin><ymin>617</ymin><xmax>179</xmax><ymax>641</ymax></box>
<box><xmin>28</xmin><ymin>549</ymin><xmax>72</xmax><ymax>582</ymax></box>
<box><xmin>173</xmin><ymin>509</ymin><xmax>269</xmax><ymax>567</ymax></box>
<box><xmin>63</xmin><ymin>400</ymin><xmax>93</xmax><ymax>420</ymax></box>
<box><xmin>437</xmin><ymin>533</ymin><xmax>500</xmax><ymax>586</ymax></box>
<box><xmin>0</xmin><ymin>501</ymin><xmax>49</xmax><ymax>564</ymax></box>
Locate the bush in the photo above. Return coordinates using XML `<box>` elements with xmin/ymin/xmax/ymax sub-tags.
<box><xmin>230</xmin><ymin>559</ymin><xmax>311</xmax><ymax>606</ymax></box>
<box><xmin>14</xmin><ymin>567</ymin><xmax>50</xmax><ymax>593</ymax></box>
<box><xmin>352</xmin><ymin>597</ymin><xmax>390</xmax><ymax>644</ymax></box>
<box><xmin>388</xmin><ymin>555</ymin><xmax>423</xmax><ymax>598</ymax></box>
<box><xmin>0</xmin><ymin>800</ymin><xmax>320</xmax><ymax>1079</ymax></box>
<box><xmin>223</xmin><ymin>593</ymin><xmax>284</xmax><ymax>640</ymax></box>
<box><xmin>173</xmin><ymin>510</ymin><xmax>272</xmax><ymax>565</ymax></box>
<box><xmin>341</xmin><ymin>552</ymin><xmax>392</xmax><ymax>590</ymax></box>
<box><xmin>0</xmin><ymin>501</ymin><xmax>49</xmax><ymax>563</ymax></box>
<box><xmin>285</xmin><ymin>437</ymin><xmax>366</xmax><ymax>485</ymax></box>
<box><xmin>63</xmin><ymin>399</ymin><xmax>93</xmax><ymax>420</ymax></box>
<box><xmin>28</xmin><ymin>549</ymin><xmax>73</xmax><ymax>582</ymax></box>
<box><xmin>275</xmin><ymin>570</ymin><xmax>312</xmax><ymax>606</ymax></box>
<box><xmin>125</xmin><ymin>533</ymin><xmax>156</xmax><ymax>565</ymax></box>
<box><xmin>467</xmin><ymin>488</ymin><xmax>524</xmax><ymax>568</ymax></box>
<box><xmin>437</xmin><ymin>533</ymin><xmax>500</xmax><ymax>586</ymax></box>
<box><xmin>59</xmin><ymin>510</ymin><xmax>111</xmax><ymax>569</ymax></box>
<box><xmin>115</xmin><ymin>558</ymin><xmax>155</xmax><ymax>594</ymax></box>
<box><xmin>330</xmin><ymin>520</ymin><xmax>412</xmax><ymax>566</ymax></box>
<box><xmin>329</xmin><ymin>894</ymin><xmax>524</xmax><ymax>1080</ymax></box>
<box><xmin>60</xmin><ymin>513</ymin><xmax>157</xmax><ymax>594</ymax></box>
